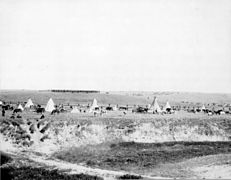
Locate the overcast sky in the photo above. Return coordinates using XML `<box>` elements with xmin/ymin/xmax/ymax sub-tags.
<box><xmin>0</xmin><ymin>0</ymin><xmax>231</xmax><ymax>93</ymax></box>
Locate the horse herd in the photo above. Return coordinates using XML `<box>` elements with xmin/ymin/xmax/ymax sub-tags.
<box><xmin>1</xmin><ymin>101</ymin><xmax>231</xmax><ymax>119</ymax></box>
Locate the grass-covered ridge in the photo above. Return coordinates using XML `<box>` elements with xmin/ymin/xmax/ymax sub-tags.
<box><xmin>1</xmin><ymin>166</ymin><xmax>103</xmax><ymax>180</ymax></box>
<box><xmin>54</xmin><ymin>141</ymin><xmax>231</xmax><ymax>173</ymax></box>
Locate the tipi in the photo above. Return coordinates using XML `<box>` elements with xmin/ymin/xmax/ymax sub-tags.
<box><xmin>25</xmin><ymin>98</ymin><xmax>34</xmax><ymax>108</ymax></box>
<box><xmin>45</xmin><ymin>98</ymin><xmax>55</xmax><ymax>112</ymax></box>
<box><xmin>149</xmin><ymin>97</ymin><xmax>161</xmax><ymax>113</ymax></box>
<box><xmin>18</xmin><ymin>104</ymin><xmax>24</xmax><ymax>111</ymax></box>
<box><xmin>201</xmin><ymin>104</ymin><xmax>206</xmax><ymax>111</ymax></box>
<box><xmin>89</xmin><ymin>98</ymin><xmax>99</xmax><ymax>112</ymax></box>
<box><xmin>71</xmin><ymin>107</ymin><xmax>80</xmax><ymax>113</ymax></box>
<box><xmin>163</xmin><ymin>101</ymin><xmax>171</xmax><ymax>111</ymax></box>
<box><xmin>113</xmin><ymin>105</ymin><xmax>118</xmax><ymax>111</ymax></box>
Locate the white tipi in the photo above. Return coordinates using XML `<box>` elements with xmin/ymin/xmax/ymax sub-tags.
<box><xmin>201</xmin><ymin>104</ymin><xmax>206</xmax><ymax>111</ymax></box>
<box><xmin>113</xmin><ymin>105</ymin><xmax>118</xmax><ymax>111</ymax></box>
<box><xmin>71</xmin><ymin>107</ymin><xmax>80</xmax><ymax>113</ymax></box>
<box><xmin>25</xmin><ymin>98</ymin><xmax>34</xmax><ymax>108</ymax></box>
<box><xmin>45</xmin><ymin>98</ymin><xmax>55</xmax><ymax>112</ymax></box>
<box><xmin>149</xmin><ymin>97</ymin><xmax>162</xmax><ymax>113</ymax></box>
<box><xmin>89</xmin><ymin>98</ymin><xmax>99</xmax><ymax>112</ymax></box>
<box><xmin>18</xmin><ymin>104</ymin><xmax>24</xmax><ymax>111</ymax></box>
<box><xmin>163</xmin><ymin>101</ymin><xmax>171</xmax><ymax>111</ymax></box>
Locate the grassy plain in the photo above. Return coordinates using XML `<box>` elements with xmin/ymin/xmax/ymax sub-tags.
<box><xmin>1</xmin><ymin>90</ymin><xmax>231</xmax><ymax>107</ymax></box>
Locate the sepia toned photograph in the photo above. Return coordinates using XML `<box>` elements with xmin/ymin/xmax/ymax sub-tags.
<box><xmin>0</xmin><ymin>0</ymin><xmax>231</xmax><ymax>179</ymax></box>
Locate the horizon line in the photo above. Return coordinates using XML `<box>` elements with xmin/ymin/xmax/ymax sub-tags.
<box><xmin>0</xmin><ymin>88</ymin><xmax>230</xmax><ymax>95</ymax></box>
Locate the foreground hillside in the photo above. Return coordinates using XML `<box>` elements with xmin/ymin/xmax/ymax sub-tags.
<box><xmin>1</xmin><ymin>90</ymin><xmax>231</xmax><ymax>179</ymax></box>
<box><xmin>1</xmin><ymin>110</ymin><xmax>231</xmax><ymax>179</ymax></box>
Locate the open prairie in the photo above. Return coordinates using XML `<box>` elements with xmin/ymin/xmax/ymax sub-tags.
<box><xmin>1</xmin><ymin>90</ymin><xmax>231</xmax><ymax>179</ymax></box>
<box><xmin>1</xmin><ymin>90</ymin><xmax>231</xmax><ymax>106</ymax></box>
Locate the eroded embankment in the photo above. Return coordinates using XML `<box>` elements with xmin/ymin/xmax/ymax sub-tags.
<box><xmin>1</xmin><ymin>117</ymin><xmax>231</xmax><ymax>179</ymax></box>
<box><xmin>0</xmin><ymin>117</ymin><xmax>230</xmax><ymax>155</ymax></box>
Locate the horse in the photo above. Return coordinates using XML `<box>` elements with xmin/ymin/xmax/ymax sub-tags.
<box><xmin>51</xmin><ymin>109</ymin><xmax>60</xmax><ymax>115</ymax></box>
<box><xmin>133</xmin><ymin>107</ymin><xmax>148</xmax><ymax>113</ymax></box>
<box><xmin>95</xmin><ymin>107</ymin><xmax>100</xmax><ymax>111</ymax></box>
<box><xmin>35</xmin><ymin>107</ymin><xmax>45</xmax><ymax>113</ymax></box>
<box><xmin>214</xmin><ymin>110</ymin><xmax>225</xmax><ymax>115</ymax></box>
<box><xmin>119</xmin><ymin>106</ymin><xmax>128</xmax><ymax>111</ymax></box>
<box><xmin>2</xmin><ymin>104</ymin><xmax>14</xmax><ymax>111</ymax></box>
<box><xmin>13</xmin><ymin>108</ymin><xmax>22</xmax><ymax>113</ymax></box>
<box><xmin>106</xmin><ymin>106</ymin><xmax>113</xmax><ymax>111</ymax></box>
<box><xmin>187</xmin><ymin>109</ymin><xmax>196</xmax><ymax>113</ymax></box>
<box><xmin>165</xmin><ymin>108</ymin><xmax>172</xmax><ymax>114</ymax></box>
<box><xmin>40</xmin><ymin>114</ymin><xmax>45</xmax><ymax>119</ymax></box>
<box><xmin>59</xmin><ymin>108</ymin><xmax>67</xmax><ymax>113</ymax></box>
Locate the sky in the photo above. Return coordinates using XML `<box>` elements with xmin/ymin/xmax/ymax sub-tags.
<box><xmin>0</xmin><ymin>0</ymin><xmax>231</xmax><ymax>93</ymax></box>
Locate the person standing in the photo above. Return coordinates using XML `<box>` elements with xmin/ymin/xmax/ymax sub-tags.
<box><xmin>2</xmin><ymin>108</ymin><xmax>5</xmax><ymax>117</ymax></box>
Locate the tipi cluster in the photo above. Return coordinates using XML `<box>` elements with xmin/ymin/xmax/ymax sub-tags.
<box><xmin>148</xmin><ymin>97</ymin><xmax>172</xmax><ymax>113</ymax></box>
<box><xmin>11</xmin><ymin>98</ymin><xmax>56</xmax><ymax>112</ymax></box>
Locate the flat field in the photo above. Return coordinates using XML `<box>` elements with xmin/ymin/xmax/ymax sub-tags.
<box><xmin>1</xmin><ymin>90</ymin><xmax>231</xmax><ymax>106</ymax></box>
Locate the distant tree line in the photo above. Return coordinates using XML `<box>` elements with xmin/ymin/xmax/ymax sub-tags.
<box><xmin>50</xmin><ymin>90</ymin><xmax>100</xmax><ymax>93</ymax></box>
